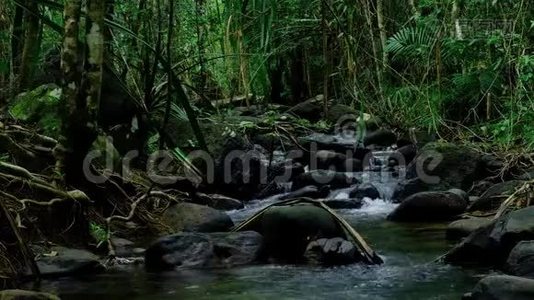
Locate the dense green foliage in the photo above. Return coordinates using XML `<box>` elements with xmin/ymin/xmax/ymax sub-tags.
<box><xmin>1</xmin><ymin>0</ymin><xmax>533</xmax><ymax>151</ymax></box>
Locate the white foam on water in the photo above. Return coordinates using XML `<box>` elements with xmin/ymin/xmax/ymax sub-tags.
<box><xmin>339</xmin><ymin>198</ymin><xmax>398</xmax><ymax>222</ymax></box>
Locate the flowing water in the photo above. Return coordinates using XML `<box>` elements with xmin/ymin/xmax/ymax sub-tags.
<box><xmin>27</xmin><ymin>150</ymin><xmax>483</xmax><ymax>299</ymax></box>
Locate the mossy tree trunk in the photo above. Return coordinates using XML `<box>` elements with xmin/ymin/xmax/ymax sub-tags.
<box><xmin>59</xmin><ymin>0</ymin><xmax>105</xmax><ymax>184</ymax></box>
<box><xmin>85</xmin><ymin>0</ymin><xmax>105</xmax><ymax>123</ymax></box>
<box><xmin>59</xmin><ymin>0</ymin><xmax>89</xmax><ymax>184</ymax></box>
<box><xmin>0</xmin><ymin>3</ymin><xmax>10</xmax><ymax>102</ymax></box>
<box><xmin>10</xmin><ymin>4</ymin><xmax>23</xmax><ymax>99</ymax></box>
<box><xmin>195</xmin><ymin>0</ymin><xmax>207</xmax><ymax>93</ymax></box>
<box><xmin>18</xmin><ymin>0</ymin><xmax>40</xmax><ymax>90</ymax></box>
<box><xmin>376</xmin><ymin>0</ymin><xmax>388</xmax><ymax>72</ymax></box>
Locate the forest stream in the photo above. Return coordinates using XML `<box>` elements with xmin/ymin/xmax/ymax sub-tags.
<box><xmin>23</xmin><ymin>149</ymin><xmax>483</xmax><ymax>300</ymax></box>
<box><xmin>1</xmin><ymin>0</ymin><xmax>533</xmax><ymax>298</ymax></box>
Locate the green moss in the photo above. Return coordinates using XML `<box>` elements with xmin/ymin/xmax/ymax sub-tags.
<box><xmin>9</xmin><ymin>84</ymin><xmax>62</xmax><ymax>137</ymax></box>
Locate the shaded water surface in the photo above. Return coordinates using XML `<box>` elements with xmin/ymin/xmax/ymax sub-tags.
<box><xmin>29</xmin><ymin>197</ymin><xmax>480</xmax><ymax>299</ymax></box>
<box><xmin>29</xmin><ymin>152</ymin><xmax>482</xmax><ymax>299</ymax></box>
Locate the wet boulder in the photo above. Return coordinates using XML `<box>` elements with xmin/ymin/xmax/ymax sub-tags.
<box><xmin>212</xmin><ymin>139</ymin><xmax>265</xmax><ymax>199</ymax></box>
<box><xmin>110</xmin><ymin>238</ymin><xmax>145</xmax><ymax>258</ymax></box>
<box><xmin>304</xmin><ymin>237</ymin><xmax>358</xmax><ymax>265</ymax></box>
<box><xmin>468</xmin><ymin>180</ymin><xmax>525</xmax><ymax>213</ymax></box>
<box><xmin>286</xmin><ymin>95</ymin><xmax>323</xmax><ymax>121</ymax></box>
<box><xmin>392</xmin><ymin>144</ymin><xmax>417</xmax><ymax>166</ymax></box>
<box><xmin>392</xmin><ymin>178</ymin><xmax>428</xmax><ymax>203</ymax></box>
<box><xmin>161</xmin><ymin>203</ymin><xmax>234</xmax><ymax>233</ymax></box>
<box><xmin>237</xmin><ymin>203</ymin><xmax>346</xmax><ymax>263</ymax></box>
<box><xmin>349</xmin><ymin>183</ymin><xmax>380</xmax><ymax>200</ymax></box>
<box><xmin>298</xmin><ymin>133</ymin><xmax>371</xmax><ymax>160</ymax></box>
<box><xmin>35</xmin><ymin>247</ymin><xmax>104</xmax><ymax>278</ymax></box>
<box><xmin>314</xmin><ymin>150</ymin><xmax>347</xmax><ymax>170</ymax></box>
<box><xmin>393</xmin><ymin>142</ymin><xmax>488</xmax><ymax>202</ymax></box>
<box><xmin>280</xmin><ymin>185</ymin><xmax>330</xmax><ymax>200</ymax></box>
<box><xmin>233</xmin><ymin>199</ymin><xmax>383</xmax><ymax>265</ymax></box>
<box><xmin>311</xmin><ymin>150</ymin><xmax>363</xmax><ymax>172</ymax></box>
<box><xmin>469</xmin><ymin>180</ymin><xmax>495</xmax><ymax>197</ymax></box>
<box><xmin>267</xmin><ymin>161</ymin><xmax>305</xmax><ymax>183</ymax></box>
<box><xmin>363</xmin><ymin>129</ymin><xmax>397</xmax><ymax>147</ymax></box>
<box><xmin>444</xmin><ymin>222</ymin><xmax>498</xmax><ymax>266</ymax></box>
<box><xmin>145</xmin><ymin>231</ymin><xmax>264</xmax><ymax>271</ymax></box>
<box><xmin>446</xmin><ymin>217</ymin><xmax>493</xmax><ymax>240</ymax></box>
<box><xmin>326</xmin><ymin>104</ymin><xmax>358</xmax><ymax>124</ymax></box>
<box><xmin>255</xmin><ymin>180</ymin><xmax>287</xmax><ymax>199</ymax></box>
<box><xmin>292</xmin><ymin>170</ymin><xmax>357</xmax><ymax>191</ymax></box>
<box><xmin>0</xmin><ymin>290</ymin><xmax>60</xmax><ymax>300</ymax></box>
<box><xmin>445</xmin><ymin>206</ymin><xmax>534</xmax><ymax>266</ymax></box>
<box><xmin>463</xmin><ymin>275</ymin><xmax>534</xmax><ymax>300</ymax></box>
<box><xmin>387</xmin><ymin>190</ymin><xmax>468</xmax><ymax>222</ymax></box>
<box><xmin>193</xmin><ymin>193</ymin><xmax>244</xmax><ymax>211</ymax></box>
<box><xmin>505</xmin><ymin>241</ymin><xmax>534</xmax><ymax>278</ymax></box>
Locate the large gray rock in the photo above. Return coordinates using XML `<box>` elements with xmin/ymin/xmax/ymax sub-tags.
<box><xmin>304</xmin><ymin>237</ymin><xmax>358</xmax><ymax>265</ymax></box>
<box><xmin>247</xmin><ymin>203</ymin><xmax>346</xmax><ymax>263</ymax></box>
<box><xmin>161</xmin><ymin>203</ymin><xmax>234</xmax><ymax>233</ymax></box>
<box><xmin>505</xmin><ymin>241</ymin><xmax>534</xmax><ymax>278</ymax></box>
<box><xmin>363</xmin><ymin>129</ymin><xmax>397</xmax><ymax>147</ymax></box>
<box><xmin>145</xmin><ymin>231</ymin><xmax>264</xmax><ymax>271</ymax></box>
<box><xmin>292</xmin><ymin>170</ymin><xmax>357</xmax><ymax>191</ymax></box>
<box><xmin>325</xmin><ymin>104</ymin><xmax>358</xmax><ymax>124</ymax></box>
<box><xmin>387</xmin><ymin>190</ymin><xmax>468</xmax><ymax>222</ymax></box>
<box><xmin>463</xmin><ymin>275</ymin><xmax>534</xmax><ymax>300</ymax></box>
<box><xmin>393</xmin><ymin>142</ymin><xmax>488</xmax><ymax>202</ymax></box>
<box><xmin>286</xmin><ymin>96</ymin><xmax>323</xmax><ymax>121</ymax></box>
<box><xmin>445</xmin><ymin>206</ymin><xmax>534</xmax><ymax>266</ymax></box>
<box><xmin>0</xmin><ymin>290</ymin><xmax>60</xmax><ymax>300</ymax></box>
<box><xmin>298</xmin><ymin>133</ymin><xmax>371</xmax><ymax>159</ymax></box>
<box><xmin>35</xmin><ymin>247</ymin><xmax>104</xmax><ymax>278</ymax></box>
<box><xmin>349</xmin><ymin>183</ymin><xmax>380</xmax><ymax>200</ymax></box>
<box><xmin>312</xmin><ymin>149</ymin><xmax>363</xmax><ymax>172</ymax></box>
<box><xmin>314</xmin><ymin>150</ymin><xmax>347</xmax><ymax>171</ymax></box>
<box><xmin>468</xmin><ymin>180</ymin><xmax>525</xmax><ymax>213</ymax></box>
<box><xmin>280</xmin><ymin>185</ymin><xmax>330</xmax><ymax>200</ymax></box>
<box><xmin>393</xmin><ymin>144</ymin><xmax>417</xmax><ymax>166</ymax></box>
<box><xmin>446</xmin><ymin>217</ymin><xmax>493</xmax><ymax>240</ymax></box>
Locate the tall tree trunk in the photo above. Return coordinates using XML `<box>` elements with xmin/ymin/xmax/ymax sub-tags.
<box><xmin>362</xmin><ymin>0</ymin><xmax>385</xmax><ymax>102</ymax></box>
<box><xmin>160</xmin><ymin>0</ymin><xmax>175</xmax><ymax>148</ymax></box>
<box><xmin>85</xmin><ymin>0</ymin><xmax>105</xmax><ymax>122</ymax></box>
<box><xmin>321</xmin><ymin>0</ymin><xmax>330</xmax><ymax>115</ymax></box>
<box><xmin>10</xmin><ymin>4</ymin><xmax>23</xmax><ymax>99</ymax></box>
<box><xmin>19</xmin><ymin>0</ymin><xmax>41</xmax><ymax>90</ymax></box>
<box><xmin>58</xmin><ymin>0</ymin><xmax>88</xmax><ymax>184</ymax></box>
<box><xmin>195</xmin><ymin>0</ymin><xmax>207</xmax><ymax>93</ymax></box>
<box><xmin>451</xmin><ymin>0</ymin><xmax>463</xmax><ymax>39</ymax></box>
<box><xmin>11</xmin><ymin>5</ymin><xmax>23</xmax><ymax>77</ymax></box>
<box><xmin>60</xmin><ymin>0</ymin><xmax>81</xmax><ymax>123</ymax></box>
<box><xmin>376</xmin><ymin>0</ymin><xmax>388</xmax><ymax>72</ymax></box>
<box><xmin>0</xmin><ymin>3</ymin><xmax>10</xmax><ymax>102</ymax></box>
<box><xmin>103</xmin><ymin>0</ymin><xmax>114</xmax><ymax>54</ymax></box>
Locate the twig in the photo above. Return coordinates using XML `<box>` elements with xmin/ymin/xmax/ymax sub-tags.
<box><xmin>0</xmin><ymin>173</ymin><xmax>91</xmax><ymax>203</ymax></box>
<box><xmin>0</xmin><ymin>195</ymin><xmax>41</xmax><ymax>280</ymax></box>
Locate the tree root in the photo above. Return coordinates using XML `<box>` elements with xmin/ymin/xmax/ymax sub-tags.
<box><xmin>0</xmin><ymin>194</ymin><xmax>41</xmax><ymax>280</ymax></box>
<box><xmin>104</xmin><ymin>190</ymin><xmax>179</xmax><ymax>257</ymax></box>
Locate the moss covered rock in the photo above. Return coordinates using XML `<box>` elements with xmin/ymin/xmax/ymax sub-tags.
<box><xmin>9</xmin><ymin>84</ymin><xmax>62</xmax><ymax>138</ymax></box>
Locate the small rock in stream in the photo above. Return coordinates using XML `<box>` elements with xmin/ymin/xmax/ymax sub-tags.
<box><xmin>145</xmin><ymin>231</ymin><xmax>264</xmax><ymax>271</ymax></box>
